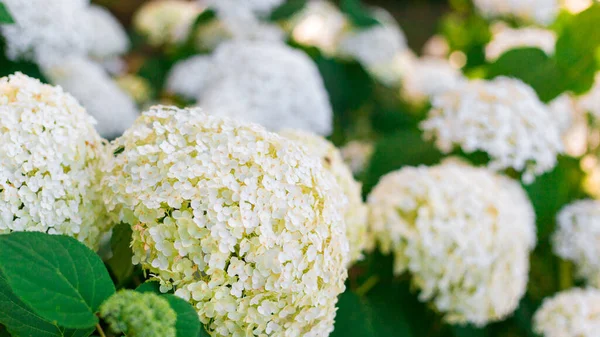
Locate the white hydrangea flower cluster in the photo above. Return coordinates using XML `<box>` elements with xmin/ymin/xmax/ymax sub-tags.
<box><xmin>340</xmin><ymin>140</ymin><xmax>374</xmax><ymax>175</ymax></box>
<box><xmin>401</xmin><ymin>56</ymin><xmax>464</xmax><ymax>104</ymax></box>
<box><xmin>1</xmin><ymin>0</ymin><xmax>128</xmax><ymax>65</ymax></box>
<box><xmin>206</xmin><ymin>0</ymin><xmax>285</xmax><ymax>17</ymax></box>
<box><xmin>367</xmin><ymin>161</ymin><xmax>536</xmax><ymax>326</ymax></box>
<box><xmin>0</xmin><ymin>0</ymin><xmax>90</xmax><ymax>64</ymax></box>
<box><xmin>421</xmin><ymin>77</ymin><xmax>564</xmax><ymax>183</ymax></box>
<box><xmin>133</xmin><ymin>0</ymin><xmax>203</xmax><ymax>46</ymax></box>
<box><xmin>166</xmin><ymin>55</ymin><xmax>215</xmax><ymax>100</ymax></box>
<box><xmin>280</xmin><ymin>130</ymin><xmax>369</xmax><ymax>265</ymax></box>
<box><xmin>485</xmin><ymin>26</ymin><xmax>556</xmax><ymax>61</ymax></box>
<box><xmin>553</xmin><ymin>200</ymin><xmax>600</xmax><ymax>287</ymax></box>
<box><xmin>42</xmin><ymin>57</ymin><xmax>139</xmax><ymax>140</ymax></box>
<box><xmin>168</xmin><ymin>40</ymin><xmax>333</xmax><ymax>135</ymax></box>
<box><xmin>102</xmin><ymin>106</ymin><xmax>349</xmax><ymax>337</ymax></box>
<box><xmin>85</xmin><ymin>4</ymin><xmax>130</xmax><ymax>60</ymax></box>
<box><xmin>473</xmin><ymin>0</ymin><xmax>560</xmax><ymax>25</ymax></box>
<box><xmin>288</xmin><ymin>0</ymin><xmax>348</xmax><ymax>55</ymax></box>
<box><xmin>0</xmin><ymin>73</ymin><xmax>109</xmax><ymax>249</ymax></box>
<box><xmin>533</xmin><ymin>288</ymin><xmax>600</xmax><ymax>337</ymax></box>
<box><xmin>337</xmin><ymin>7</ymin><xmax>408</xmax><ymax>80</ymax></box>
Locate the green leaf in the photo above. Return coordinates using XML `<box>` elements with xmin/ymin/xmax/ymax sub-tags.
<box><xmin>341</xmin><ymin>0</ymin><xmax>380</xmax><ymax>28</ymax></box>
<box><xmin>554</xmin><ymin>4</ymin><xmax>600</xmax><ymax>94</ymax></box>
<box><xmin>331</xmin><ymin>291</ymin><xmax>376</xmax><ymax>337</ymax></box>
<box><xmin>163</xmin><ymin>295</ymin><xmax>202</xmax><ymax>337</ymax></box>
<box><xmin>364</xmin><ymin>130</ymin><xmax>443</xmax><ymax>195</ymax></box>
<box><xmin>192</xmin><ymin>9</ymin><xmax>216</xmax><ymax>29</ymax></box>
<box><xmin>135</xmin><ymin>280</ymin><xmax>163</xmax><ymax>294</ymax></box>
<box><xmin>487</xmin><ymin>48</ymin><xmax>563</xmax><ymax>102</ymax></box>
<box><xmin>0</xmin><ymin>3</ymin><xmax>14</xmax><ymax>24</ymax></box>
<box><xmin>269</xmin><ymin>0</ymin><xmax>307</xmax><ymax>21</ymax></box>
<box><xmin>106</xmin><ymin>223</ymin><xmax>134</xmax><ymax>285</ymax></box>
<box><xmin>0</xmin><ymin>271</ymin><xmax>93</xmax><ymax>337</ymax></box>
<box><xmin>0</xmin><ymin>232</ymin><xmax>116</xmax><ymax>329</ymax></box>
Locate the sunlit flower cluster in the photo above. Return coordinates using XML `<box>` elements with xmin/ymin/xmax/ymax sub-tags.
<box><xmin>421</xmin><ymin>77</ymin><xmax>563</xmax><ymax>183</ymax></box>
<box><xmin>133</xmin><ymin>0</ymin><xmax>203</xmax><ymax>46</ymax></box>
<box><xmin>281</xmin><ymin>130</ymin><xmax>369</xmax><ymax>264</ymax></box>
<box><xmin>168</xmin><ymin>40</ymin><xmax>333</xmax><ymax>135</ymax></box>
<box><xmin>102</xmin><ymin>106</ymin><xmax>349</xmax><ymax>337</ymax></box>
<box><xmin>553</xmin><ymin>200</ymin><xmax>600</xmax><ymax>287</ymax></box>
<box><xmin>485</xmin><ymin>26</ymin><xmax>556</xmax><ymax>61</ymax></box>
<box><xmin>473</xmin><ymin>0</ymin><xmax>560</xmax><ymax>25</ymax></box>
<box><xmin>288</xmin><ymin>1</ymin><xmax>348</xmax><ymax>55</ymax></box>
<box><xmin>367</xmin><ymin>161</ymin><xmax>536</xmax><ymax>326</ymax></box>
<box><xmin>0</xmin><ymin>73</ymin><xmax>109</xmax><ymax>249</ymax></box>
<box><xmin>42</xmin><ymin>56</ymin><xmax>139</xmax><ymax>139</ymax></box>
<box><xmin>401</xmin><ymin>56</ymin><xmax>464</xmax><ymax>104</ymax></box>
<box><xmin>341</xmin><ymin>140</ymin><xmax>374</xmax><ymax>175</ymax></box>
<box><xmin>533</xmin><ymin>288</ymin><xmax>600</xmax><ymax>337</ymax></box>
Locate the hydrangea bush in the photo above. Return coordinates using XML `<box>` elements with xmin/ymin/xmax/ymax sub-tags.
<box><xmin>1</xmin><ymin>0</ymin><xmax>600</xmax><ymax>336</ymax></box>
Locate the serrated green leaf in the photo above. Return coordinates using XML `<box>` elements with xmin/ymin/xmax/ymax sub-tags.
<box><xmin>163</xmin><ymin>295</ymin><xmax>202</xmax><ymax>337</ymax></box>
<box><xmin>331</xmin><ymin>291</ymin><xmax>376</xmax><ymax>337</ymax></box>
<box><xmin>106</xmin><ymin>223</ymin><xmax>134</xmax><ymax>285</ymax></box>
<box><xmin>487</xmin><ymin>48</ymin><xmax>563</xmax><ymax>102</ymax></box>
<box><xmin>0</xmin><ymin>3</ymin><xmax>14</xmax><ymax>24</ymax></box>
<box><xmin>0</xmin><ymin>232</ymin><xmax>115</xmax><ymax>329</ymax></box>
<box><xmin>269</xmin><ymin>0</ymin><xmax>307</xmax><ymax>21</ymax></box>
<box><xmin>341</xmin><ymin>0</ymin><xmax>380</xmax><ymax>28</ymax></box>
<box><xmin>0</xmin><ymin>271</ymin><xmax>93</xmax><ymax>337</ymax></box>
<box><xmin>135</xmin><ymin>280</ymin><xmax>163</xmax><ymax>294</ymax></box>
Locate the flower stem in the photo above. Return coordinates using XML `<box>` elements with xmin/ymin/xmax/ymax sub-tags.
<box><xmin>559</xmin><ymin>259</ymin><xmax>573</xmax><ymax>290</ymax></box>
<box><xmin>96</xmin><ymin>323</ymin><xmax>107</xmax><ymax>337</ymax></box>
<box><xmin>356</xmin><ymin>275</ymin><xmax>379</xmax><ymax>297</ymax></box>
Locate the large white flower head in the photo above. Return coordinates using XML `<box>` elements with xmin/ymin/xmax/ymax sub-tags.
<box><xmin>133</xmin><ymin>0</ymin><xmax>203</xmax><ymax>46</ymax></box>
<box><xmin>401</xmin><ymin>56</ymin><xmax>464</xmax><ymax>104</ymax></box>
<box><xmin>0</xmin><ymin>0</ymin><xmax>90</xmax><ymax>64</ymax></box>
<box><xmin>367</xmin><ymin>161</ymin><xmax>536</xmax><ymax>326</ymax></box>
<box><xmin>473</xmin><ymin>0</ymin><xmax>559</xmax><ymax>25</ymax></box>
<box><xmin>485</xmin><ymin>25</ymin><xmax>556</xmax><ymax>61</ymax></box>
<box><xmin>533</xmin><ymin>288</ymin><xmax>600</xmax><ymax>337</ymax></box>
<box><xmin>84</xmin><ymin>5</ymin><xmax>130</xmax><ymax>60</ymax></box>
<box><xmin>102</xmin><ymin>106</ymin><xmax>349</xmax><ymax>337</ymax></box>
<box><xmin>42</xmin><ymin>56</ymin><xmax>139</xmax><ymax>139</ymax></box>
<box><xmin>0</xmin><ymin>73</ymin><xmax>109</xmax><ymax>249</ymax></box>
<box><xmin>166</xmin><ymin>55</ymin><xmax>215</xmax><ymax>100</ymax></box>
<box><xmin>337</xmin><ymin>7</ymin><xmax>407</xmax><ymax>70</ymax></box>
<box><xmin>553</xmin><ymin>200</ymin><xmax>600</xmax><ymax>287</ymax></box>
<box><xmin>198</xmin><ymin>40</ymin><xmax>333</xmax><ymax>135</ymax></box>
<box><xmin>288</xmin><ymin>0</ymin><xmax>348</xmax><ymax>55</ymax></box>
<box><xmin>340</xmin><ymin>140</ymin><xmax>374</xmax><ymax>175</ymax></box>
<box><xmin>421</xmin><ymin>77</ymin><xmax>564</xmax><ymax>183</ymax></box>
<box><xmin>280</xmin><ymin>129</ymin><xmax>369</xmax><ymax>265</ymax></box>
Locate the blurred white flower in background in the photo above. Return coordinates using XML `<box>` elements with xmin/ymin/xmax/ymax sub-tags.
<box><xmin>166</xmin><ymin>55</ymin><xmax>214</xmax><ymax>100</ymax></box>
<box><xmin>84</xmin><ymin>4</ymin><xmax>130</xmax><ymax>61</ymax></box>
<box><xmin>42</xmin><ymin>57</ymin><xmax>139</xmax><ymax>139</ymax></box>
<box><xmin>341</xmin><ymin>140</ymin><xmax>375</xmax><ymax>175</ymax></box>
<box><xmin>561</xmin><ymin>0</ymin><xmax>593</xmax><ymax>13</ymax></box>
<box><xmin>167</xmin><ymin>40</ymin><xmax>333</xmax><ymax>135</ymax></box>
<box><xmin>115</xmin><ymin>74</ymin><xmax>153</xmax><ymax>105</ymax></box>
<box><xmin>422</xmin><ymin>35</ymin><xmax>450</xmax><ymax>58</ymax></box>
<box><xmin>548</xmin><ymin>93</ymin><xmax>590</xmax><ymax>157</ymax></box>
<box><xmin>102</xmin><ymin>106</ymin><xmax>349</xmax><ymax>337</ymax></box>
<box><xmin>485</xmin><ymin>25</ymin><xmax>556</xmax><ymax>61</ymax></box>
<box><xmin>553</xmin><ymin>200</ymin><xmax>600</xmax><ymax>287</ymax></box>
<box><xmin>133</xmin><ymin>0</ymin><xmax>203</xmax><ymax>46</ymax></box>
<box><xmin>533</xmin><ymin>288</ymin><xmax>600</xmax><ymax>337</ymax></box>
<box><xmin>421</xmin><ymin>77</ymin><xmax>564</xmax><ymax>183</ymax></box>
<box><xmin>578</xmin><ymin>72</ymin><xmax>600</xmax><ymax>118</ymax></box>
<box><xmin>288</xmin><ymin>0</ymin><xmax>348</xmax><ymax>55</ymax></box>
<box><xmin>367</xmin><ymin>161</ymin><xmax>536</xmax><ymax>326</ymax></box>
<box><xmin>401</xmin><ymin>56</ymin><xmax>465</xmax><ymax>104</ymax></box>
<box><xmin>281</xmin><ymin>130</ymin><xmax>369</xmax><ymax>265</ymax></box>
<box><xmin>473</xmin><ymin>0</ymin><xmax>560</xmax><ymax>25</ymax></box>
<box><xmin>0</xmin><ymin>73</ymin><xmax>110</xmax><ymax>249</ymax></box>
<box><xmin>0</xmin><ymin>0</ymin><xmax>90</xmax><ymax>64</ymax></box>
<box><xmin>337</xmin><ymin>7</ymin><xmax>409</xmax><ymax>85</ymax></box>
